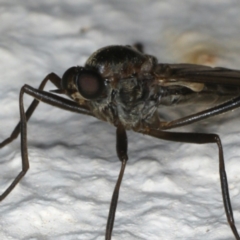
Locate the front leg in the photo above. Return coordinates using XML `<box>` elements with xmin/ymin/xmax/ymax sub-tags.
<box><xmin>0</xmin><ymin>73</ymin><xmax>61</xmax><ymax>148</ymax></box>
<box><xmin>0</xmin><ymin>78</ymin><xmax>93</xmax><ymax>201</ymax></box>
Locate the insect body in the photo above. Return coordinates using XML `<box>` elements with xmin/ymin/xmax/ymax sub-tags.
<box><xmin>1</xmin><ymin>44</ymin><xmax>240</xmax><ymax>239</ymax></box>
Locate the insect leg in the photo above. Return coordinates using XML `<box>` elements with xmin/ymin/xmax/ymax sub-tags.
<box><xmin>105</xmin><ymin>124</ymin><xmax>128</xmax><ymax>240</ymax></box>
<box><xmin>0</xmin><ymin>73</ymin><xmax>61</xmax><ymax>148</ymax></box>
<box><xmin>0</xmin><ymin>83</ymin><xmax>93</xmax><ymax>201</ymax></box>
<box><xmin>142</xmin><ymin>129</ymin><xmax>240</xmax><ymax>240</ymax></box>
<box><xmin>160</xmin><ymin>95</ymin><xmax>240</xmax><ymax>130</ymax></box>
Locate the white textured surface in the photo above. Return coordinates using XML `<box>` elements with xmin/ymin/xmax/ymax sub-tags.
<box><xmin>0</xmin><ymin>1</ymin><xmax>240</xmax><ymax>240</ymax></box>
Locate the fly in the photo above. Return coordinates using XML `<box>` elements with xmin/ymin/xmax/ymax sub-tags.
<box><xmin>1</xmin><ymin>44</ymin><xmax>240</xmax><ymax>239</ymax></box>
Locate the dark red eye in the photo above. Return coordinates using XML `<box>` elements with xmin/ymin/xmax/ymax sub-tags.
<box><xmin>61</xmin><ymin>66</ymin><xmax>77</xmax><ymax>90</ymax></box>
<box><xmin>76</xmin><ymin>69</ymin><xmax>105</xmax><ymax>100</ymax></box>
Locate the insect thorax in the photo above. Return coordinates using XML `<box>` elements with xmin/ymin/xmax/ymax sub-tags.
<box><xmin>84</xmin><ymin>45</ymin><xmax>160</xmax><ymax>129</ymax></box>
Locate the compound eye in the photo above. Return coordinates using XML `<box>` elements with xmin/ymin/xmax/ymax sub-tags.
<box><xmin>61</xmin><ymin>67</ymin><xmax>77</xmax><ymax>90</ymax></box>
<box><xmin>76</xmin><ymin>69</ymin><xmax>105</xmax><ymax>99</ymax></box>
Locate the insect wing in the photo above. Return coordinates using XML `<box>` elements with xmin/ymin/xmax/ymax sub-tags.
<box><xmin>157</xmin><ymin>64</ymin><xmax>240</xmax><ymax>86</ymax></box>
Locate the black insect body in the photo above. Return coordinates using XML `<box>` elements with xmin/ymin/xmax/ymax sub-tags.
<box><xmin>1</xmin><ymin>44</ymin><xmax>240</xmax><ymax>239</ymax></box>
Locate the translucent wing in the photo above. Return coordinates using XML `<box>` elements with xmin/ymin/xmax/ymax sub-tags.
<box><xmin>156</xmin><ymin>63</ymin><xmax>240</xmax><ymax>86</ymax></box>
<box><xmin>154</xmin><ymin>64</ymin><xmax>240</xmax><ymax>109</ymax></box>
